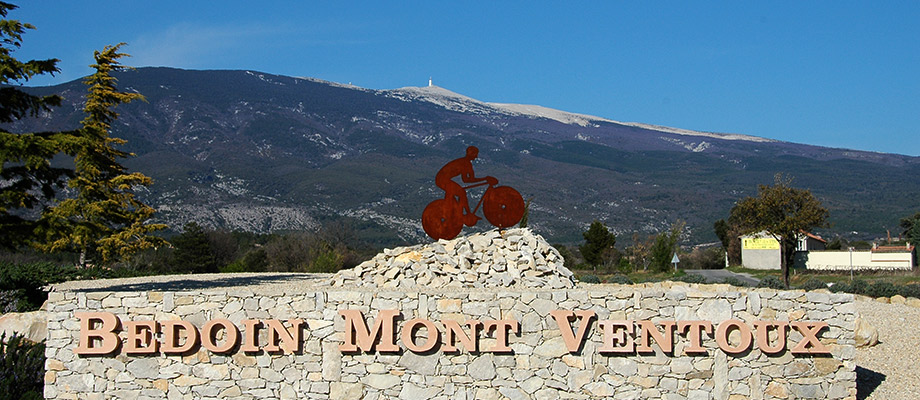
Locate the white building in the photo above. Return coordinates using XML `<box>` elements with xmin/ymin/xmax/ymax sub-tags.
<box><xmin>740</xmin><ymin>231</ymin><xmax>826</xmax><ymax>270</ymax></box>
<box><xmin>794</xmin><ymin>244</ymin><xmax>915</xmax><ymax>271</ymax></box>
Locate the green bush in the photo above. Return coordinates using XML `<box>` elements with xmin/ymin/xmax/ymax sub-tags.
<box><xmin>799</xmin><ymin>278</ymin><xmax>829</xmax><ymax>291</ymax></box>
<box><xmin>0</xmin><ymin>262</ymin><xmax>81</xmax><ymax>311</ymax></box>
<box><xmin>829</xmin><ymin>282</ymin><xmax>850</xmax><ymax>293</ymax></box>
<box><xmin>578</xmin><ymin>274</ymin><xmax>601</xmax><ymax>284</ymax></box>
<box><xmin>616</xmin><ymin>258</ymin><xmax>633</xmax><ymax>275</ymax></box>
<box><xmin>676</xmin><ymin>274</ymin><xmax>707</xmax><ymax>284</ymax></box>
<box><xmin>721</xmin><ymin>277</ymin><xmax>749</xmax><ymax>287</ymax></box>
<box><xmin>0</xmin><ymin>262</ymin><xmax>141</xmax><ymax>312</ymax></box>
<box><xmin>900</xmin><ymin>284</ymin><xmax>920</xmax><ymax>299</ymax></box>
<box><xmin>827</xmin><ymin>281</ymin><xmax>920</xmax><ymax>298</ymax></box>
<box><xmin>866</xmin><ymin>281</ymin><xmax>899</xmax><ymax>298</ymax></box>
<box><xmin>849</xmin><ymin>279</ymin><xmax>869</xmax><ymax>295</ymax></box>
<box><xmin>307</xmin><ymin>248</ymin><xmax>344</xmax><ymax>273</ymax></box>
<box><xmin>607</xmin><ymin>275</ymin><xmax>633</xmax><ymax>285</ymax></box>
<box><xmin>0</xmin><ymin>289</ymin><xmax>30</xmax><ymax>313</ymax></box>
<box><xmin>757</xmin><ymin>276</ymin><xmax>786</xmax><ymax>290</ymax></box>
<box><xmin>0</xmin><ymin>333</ymin><xmax>45</xmax><ymax>400</ymax></box>
<box><xmin>574</xmin><ymin>263</ymin><xmax>592</xmax><ymax>271</ymax></box>
<box><xmin>221</xmin><ymin>249</ymin><xmax>269</xmax><ymax>273</ymax></box>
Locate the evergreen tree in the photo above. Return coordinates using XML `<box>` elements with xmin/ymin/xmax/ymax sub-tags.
<box><xmin>900</xmin><ymin>212</ymin><xmax>920</xmax><ymax>246</ymax></box>
<box><xmin>649</xmin><ymin>221</ymin><xmax>684</xmax><ymax>272</ymax></box>
<box><xmin>580</xmin><ymin>220</ymin><xmax>616</xmax><ymax>267</ymax></box>
<box><xmin>39</xmin><ymin>44</ymin><xmax>166</xmax><ymax>264</ymax></box>
<box><xmin>0</xmin><ymin>2</ymin><xmax>76</xmax><ymax>248</ymax></box>
<box><xmin>170</xmin><ymin>222</ymin><xmax>218</xmax><ymax>273</ymax></box>
<box><xmin>713</xmin><ymin>219</ymin><xmax>729</xmax><ymax>250</ymax></box>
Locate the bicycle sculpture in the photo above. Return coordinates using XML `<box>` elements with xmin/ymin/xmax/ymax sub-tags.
<box><xmin>422</xmin><ymin>146</ymin><xmax>525</xmax><ymax>240</ymax></box>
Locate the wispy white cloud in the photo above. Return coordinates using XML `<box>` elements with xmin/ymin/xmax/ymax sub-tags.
<box><xmin>128</xmin><ymin>22</ymin><xmax>293</xmax><ymax>68</ymax></box>
<box><xmin>127</xmin><ymin>21</ymin><xmax>378</xmax><ymax>70</ymax></box>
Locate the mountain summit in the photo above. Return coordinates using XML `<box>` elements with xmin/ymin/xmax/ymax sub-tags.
<box><xmin>10</xmin><ymin>67</ymin><xmax>920</xmax><ymax>244</ymax></box>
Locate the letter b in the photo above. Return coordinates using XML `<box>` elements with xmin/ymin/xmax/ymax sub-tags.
<box><xmin>75</xmin><ymin>312</ymin><xmax>122</xmax><ymax>355</ymax></box>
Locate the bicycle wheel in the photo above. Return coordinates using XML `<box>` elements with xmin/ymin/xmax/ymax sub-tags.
<box><xmin>482</xmin><ymin>186</ymin><xmax>525</xmax><ymax>229</ymax></box>
<box><xmin>422</xmin><ymin>199</ymin><xmax>463</xmax><ymax>240</ymax></box>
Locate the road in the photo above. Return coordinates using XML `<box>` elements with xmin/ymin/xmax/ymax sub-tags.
<box><xmin>683</xmin><ymin>269</ymin><xmax>760</xmax><ymax>286</ymax></box>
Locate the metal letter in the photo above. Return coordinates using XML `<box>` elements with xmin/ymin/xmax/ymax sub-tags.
<box><xmin>401</xmin><ymin>318</ymin><xmax>439</xmax><ymax>353</ymax></box>
<box><xmin>549</xmin><ymin>310</ymin><xmax>596</xmax><ymax>353</ymax></box>
<box><xmin>265</xmin><ymin>319</ymin><xmax>304</xmax><ymax>354</ymax></box>
<box><xmin>442</xmin><ymin>319</ymin><xmax>481</xmax><ymax>353</ymax></box>
<box><xmin>200</xmin><ymin>319</ymin><xmax>240</xmax><ymax>353</ymax></box>
<box><xmin>715</xmin><ymin>320</ymin><xmax>753</xmax><ymax>354</ymax></box>
<box><xmin>75</xmin><ymin>312</ymin><xmax>121</xmax><ymax>355</ymax></box>
<box><xmin>637</xmin><ymin>320</ymin><xmax>676</xmax><ymax>354</ymax></box>
<box><xmin>338</xmin><ymin>309</ymin><xmax>400</xmax><ymax>353</ymax></box>
<box><xmin>598</xmin><ymin>320</ymin><xmax>634</xmax><ymax>353</ymax></box>
<box><xmin>483</xmin><ymin>319</ymin><xmax>518</xmax><ymax>352</ymax></box>
<box><xmin>123</xmin><ymin>320</ymin><xmax>158</xmax><ymax>354</ymax></box>
<box><xmin>790</xmin><ymin>322</ymin><xmax>830</xmax><ymax>354</ymax></box>
<box><xmin>754</xmin><ymin>321</ymin><xmax>788</xmax><ymax>354</ymax></box>
<box><xmin>160</xmin><ymin>320</ymin><xmax>199</xmax><ymax>354</ymax></box>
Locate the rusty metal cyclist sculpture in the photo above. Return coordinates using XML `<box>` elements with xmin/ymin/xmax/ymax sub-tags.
<box><xmin>422</xmin><ymin>146</ymin><xmax>525</xmax><ymax>240</ymax></box>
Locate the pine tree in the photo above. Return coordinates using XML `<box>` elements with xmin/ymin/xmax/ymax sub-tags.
<box><xmin>649</xmin><ymin>221</ymin><xmax>684</xmax><ymax>272</ymax></box>
<box><xmin>900</xmin><ymin>212</ymin><xmax>920</xmax><ymax>246</ymax></box>
<box><xmin>0</xmin><ymin>2</ymin><xmax>76</xmax><ymax>248</ymax></box>
<box><xmin>39</xmin><ymin>43</ymin><xmax>166</xmax><ymax>265</ymax></box>
<box><xmin>170</xmin><ymin>222</ymin><xmax>218</xmax><ymax>273</ymax></box>
<box><xmin>580</xmin><ymin>220</ymin><xmax>616</xmax><ymax>267</ymax></box>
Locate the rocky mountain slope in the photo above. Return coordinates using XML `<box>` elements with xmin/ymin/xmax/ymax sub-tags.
<box><xmin>9</xmin><ymin>68</ymin><xmax>920</xmax><ymax>245</ymax></box>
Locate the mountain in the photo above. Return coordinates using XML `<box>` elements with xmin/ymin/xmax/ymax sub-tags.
<box><xmin>8</xmin><ymin>67</ymin><xmax>920</xmax><ymax>245</ymax></box>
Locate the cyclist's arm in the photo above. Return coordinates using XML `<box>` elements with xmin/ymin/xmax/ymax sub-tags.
<box><xmin>461</xmin><ymin>172</ymin><xmax>496</xmax><ymax>185</ymax></box>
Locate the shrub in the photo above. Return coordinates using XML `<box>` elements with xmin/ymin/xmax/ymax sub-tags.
<box><xmin>307</xmin><ymin>248</ymin><xmax>345</xmax><ymax>273</ymax></box>
<box><xmin>0</xmin><ymin>289</ymin><xmax>30</xmax><ymax>313</ymax></box>
<box><xmin>221</xmin><ymin>249</ymin><xmax>269</xmax><ymax>273</ymax></box>
<box><xmin>0</xmin><ymin>262</ymin><xmax>140</xmax><ymax>312</ymax></box>
<box><xmin>0</xmin><ymin>262</ymin><xmax>82</xmax><ymax>311</ymax></box>
<box><xmin>757</xmin><ymin>276</ymin><xmax>786</xmax><ymax>290</ymax></box>
<box><xmin>0</xmin><ymin>333</ymin><xmax>45</xmax><ymax>400</ymax></box>
<box><xmin>676</xmin><ymin>274</ymin><xmax>707</xmax><ymax>284</ymax></box>
<box><xmin>900</xmin><ymin>284</ymin><xmax>920</xmax><ymax>299</ymax></box>
<box><xmin>721</xmin><ymin>277</ymin><xmax>749</xmax><ymax>287</ymax></box>
<box><xmin>849</xmin><ymin>279</ymin><xmax>869</xmax><ymax>295</ymax></box>
<box><xmin>866</xmin><ymin>281</ymin><xmax>899</xmax><ymax>298</ymax></box>
<box><xmin>828</xmin><ymin>282</ymin><xmax>850</xmax><ymax>293</ymax></box>
<box><xmin>578</xmin><ymin>274</ymin><xmax>601</xmax><ymax>284</ymax></box>
<box><xmin>607</xmin><ymin>275</ymin><xmax>633</xmax><ymax>285</ymax></box>
<box><xmin>799</xmin><ymin>278</ymin><xmax>829</xmax><ymax>291</ymax></box>
<box><xmin>616</xmin><ymin>258</ymin><xmax>633</xmax><ymax>275</ymax></box>
<box><xmin>574</xmin><ymin>263</ymin><xmax>592</xmax><ymax>271</ymax></box>
<box><xmin>828</xmin><ymin>281</ymin><xmax>920</xmax><ymax>298</ymax></box>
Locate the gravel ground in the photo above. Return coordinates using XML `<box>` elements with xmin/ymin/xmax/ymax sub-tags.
<box><xmin>855</xmin><ymin>299</ymin><xmax>920</xmax><ymax>400</ymax></box>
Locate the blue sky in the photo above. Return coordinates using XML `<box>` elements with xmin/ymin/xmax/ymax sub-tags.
<box><xmin>12</xmin><ymin>2</ymin><xmax>920</xmax><ymax>156</ymax></box>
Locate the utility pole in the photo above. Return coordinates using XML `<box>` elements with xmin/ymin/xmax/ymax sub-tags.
<box><xmin>848</xmin><ymin>247</ymin><xmax>854</xmax><ymax>281</ymax></box>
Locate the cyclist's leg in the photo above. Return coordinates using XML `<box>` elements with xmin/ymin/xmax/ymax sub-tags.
<box><xmin>443</xmin><ymin>182</ymin><xmax>471</xmax><ymax>215</ymax></box>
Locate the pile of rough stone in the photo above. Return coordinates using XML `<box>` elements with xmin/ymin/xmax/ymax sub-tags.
<box><xmin>329</xmin><ymin>228</ymin><xmax>575</xmax><ymax>289</ymax></box>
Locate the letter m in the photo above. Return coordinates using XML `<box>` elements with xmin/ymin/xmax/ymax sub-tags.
<box><xmin>338</xmin><ymin>309</ymin><xmax>400</xmax><ymax>352</ymax></box>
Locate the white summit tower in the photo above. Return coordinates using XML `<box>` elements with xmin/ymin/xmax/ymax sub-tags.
<box><xmin>428</xmin><ymin>77</ymin><xmax>432</xmax><ymax>87</ymax></box>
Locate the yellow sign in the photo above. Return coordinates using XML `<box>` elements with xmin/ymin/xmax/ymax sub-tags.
<box><xmin>743</xmin><ymin>237</ymin><xmax>779</xmax><ymax>250</ymax></box>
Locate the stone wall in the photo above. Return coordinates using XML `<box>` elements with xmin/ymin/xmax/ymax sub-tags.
<box><xmin>44</xmin><ymin>279</ymin><xmax>857</xmax><ymax>399</ymax></box>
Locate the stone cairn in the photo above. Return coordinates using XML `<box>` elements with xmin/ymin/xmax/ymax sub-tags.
<box><xmin>330</xmin><ymin>228</ymin><xmax>575</xmax><ymax>289</ymax></box>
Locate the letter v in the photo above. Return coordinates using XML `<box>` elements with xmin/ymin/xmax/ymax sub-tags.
<box><xmin>549</xmin><ymin>310</ymin><xmax>597</xmax><ymax>353</ymax></box>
